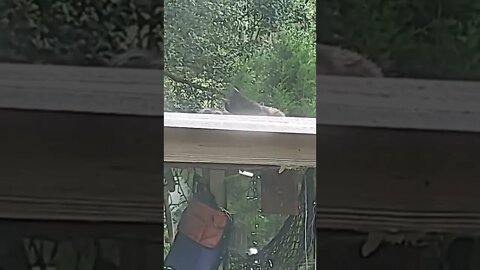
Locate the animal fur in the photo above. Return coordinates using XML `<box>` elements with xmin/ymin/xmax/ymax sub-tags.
<box><xmin>112</xmin><ymin>49</ymin><xmax>283</xmax><ymax>116</ymax></box>
<box><xmin>224</xmin><ymin>88</ymin><xmax>285</xmax><ymax>116</ymax></box>
<box><xmin>199</xmin><ymin>88</ymin><xmax>286</xmax><ymax>117</ymax></box>
<box><xmin>198</xmin><ymin>108</ymin><xmax>230</xmax><ymax>115</ymax></box>
<box><xmin>317</xmin><ymin>43</ymin><xmax>383</xmax><ymax>77</ymax></box>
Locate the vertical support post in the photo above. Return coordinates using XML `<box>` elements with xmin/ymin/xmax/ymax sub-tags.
<box><xmin>164</xmin><ymin>189</ymin><xmax>175</xmax><ymax>243</ymax></box>
<box><xmin>164</xmin><ymin>166</ymin><xmax>176</xmax><ymax>242</ymax></box>
<box><xmin>207</xmin><ymin>169</ymin><xmax>227</xmax><ymax>270</ymax></box>
<box><xmin>209</xmin><ymin>169</ymin><xmax>226</xmax><ymax>207</ymax></box>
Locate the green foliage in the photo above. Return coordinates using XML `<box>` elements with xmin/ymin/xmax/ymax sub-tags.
<box><xmin>163</xmin><ymin>0</ymin><xmax>316</xmax><ymax>265</ymax></box>
<box><xmin>163</xmin><ymin>169</ymin><xmax>316</xmax><ymax>267</ymax></box>
<box><xmin>0</xmin><ymin>0</ymin><xmax>162</xmax><ymax>65</ymax></box>
<box><xmin>318</xmin><ymin>0</ymin><xmax>480</xmax><ymax>80</ymax></box>
<box><xmin>163</xmin><ymin>168</ymin><xmax>194</xmax><ymax>259</ymax></box>
<box><xmin>233</xmin><ymin>27</ymin><xmax>316</xmax><ymax>117</ymax></box>
<box><xmin>164</xmin><ymin>0</ymin><xmax>316</xmax><ymax>115</ymax></box>
<box><xmin>225</xmin><ymin>175</ymin><xmax>288</xmax><ymax>249</ymax></box>
<box><xmin>164</xmin><ymin>222</ymin><xmax>171</xmax><ymax>258</ymax></box>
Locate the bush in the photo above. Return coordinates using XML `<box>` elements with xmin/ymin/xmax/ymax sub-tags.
<box><xmin>318</xmin><ymin>0</ymin><xmax>480</xmax><ymax>80</ymax></box>
<box><xmin>0</xmin><ymin>0</ymin><xmax>163</xmax><ymax>66</ymax></box>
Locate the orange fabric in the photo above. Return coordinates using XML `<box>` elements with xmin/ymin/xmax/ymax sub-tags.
<box><xmin>178</xmin><ymin>198</ymin><xmax>229</xmax><ymax>248</ymax></box>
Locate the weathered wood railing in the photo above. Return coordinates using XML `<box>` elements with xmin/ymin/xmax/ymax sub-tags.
<box><xmin>0</xmin><ymin>63</ymin><xmax>162</xmax><ymax>223</ymax></box>
<box><xmin>317</xmin><ymin>74</ymin><xmax>480</xmax><ymax>234</ymax></box>
<box><xmin>317</xmin><ymin>74</ymin><xmax>480</xmax><ymax>132</ymax></box>
<box><xmin>3</xmin><ymin>61</ymin><xmax>480</xmax><ymax>235</ymax></box>
<box><xmin>164</xmin><ymin>112</ymin><xmax>316</xmax><ymax>167</ymax></box>
<box><xmin>0</xmin><ymin>63</ymin><xmax>163</xmax><ymax>116</ymax></box>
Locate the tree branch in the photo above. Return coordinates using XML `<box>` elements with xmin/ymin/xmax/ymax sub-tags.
<box><xmin>164</xmin><ymin>70</ymin><xmax>226</xmax><ymax>97</ymax></box>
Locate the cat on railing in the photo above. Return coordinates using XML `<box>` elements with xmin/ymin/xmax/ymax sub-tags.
<box><xmin>111</xmin><ymin>44</ymin><xmax>383</xmax><ymax>116</ymax></box>
<box><xmin>199</xmin><ymin>88</ymin><xmax>286</xmax><ymax>117</ymax></box>
<box><xmin>111</xmin><ymin>48</ymin><xmax>284</xmax><ymax>116</ymax></box>
<box><xmin>199</xmin><ymin>44</ymin><xmax>383</xmax><ymax>116</ymax></box>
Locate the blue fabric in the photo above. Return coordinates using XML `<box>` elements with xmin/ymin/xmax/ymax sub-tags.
<box><xmin>165</xmin><ymin>232</ymin><xmax>223</xmax><ymax>270</ymax></box>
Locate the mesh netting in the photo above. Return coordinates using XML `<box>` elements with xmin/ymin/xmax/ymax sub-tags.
<box><xmin>226</xmin><ymin>169</ymin><xmax>316</xmax><ymax>270</ymax></box>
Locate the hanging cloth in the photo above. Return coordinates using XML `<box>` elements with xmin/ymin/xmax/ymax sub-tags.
<box><xmin>165</xmin><ymin>182</ymin><xmax>233</xmax><ymax>270</ymax></box>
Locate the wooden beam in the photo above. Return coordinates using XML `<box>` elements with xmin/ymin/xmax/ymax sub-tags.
<box><xmin>0</xmin><ymin>109</ymin><xmax>162</xmax><ymax>223</ymax></box>
<box><xmin>165</xmin><ymin>163</ymin><xmax>277</xmax><ymax>171</ymax></box>
<box><xmin>164</xmin><ymin>113</ymin><xmax>316</xmax><ymax>167</ymax></box>
<box><xmin>0</xmin><ymin>63</ymin><xmax>163</xmax><ymax>116</ymax></box>
<box><xmin>164</xmin><ymin>112</ymin><xmax>315</xmax><ymax>134</ymax></box>
<box><xmin>316</xmin><ymin>125</ymin><xmax>480</xmax><ymax>233</ymax></box>
<box><xmin>317</xmin><ymin>75</ymin><xmax>480</xmax><ymax>133</ymax></box>
<box><xmin>0</xmin><ymin>219</ymin><xmax>162</xmax><ymax>241</ymax></box>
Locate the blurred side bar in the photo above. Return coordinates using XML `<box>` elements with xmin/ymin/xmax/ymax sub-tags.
<box><xmin>317</xmin><ymin>74</ymin><xmax>480</xmax><ymax>234</ymax></box>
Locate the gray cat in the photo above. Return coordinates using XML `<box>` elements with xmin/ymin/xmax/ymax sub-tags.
<box><xmin>200</xmin><ymin>88</ymin><xmax>286</xmax><ymax>117</ymax></box>
<box><xmin>110</xmin><ymin>49</ymin><xmax>286</xmax><ymax>116</ymax></box>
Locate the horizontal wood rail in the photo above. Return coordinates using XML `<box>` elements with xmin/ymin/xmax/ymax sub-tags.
<box><xmin>0</xmin><ymin>63</ymin><xmax>163</xmax><ymax>116</ymax></box>
<box><xmin>164</xmin><ymin>112</ymin><xmax>316</xmax><ymax>167</ymax></box>
<box><xmin>318</xmin><ymin>75</ymin><xmax>480</xmax><ymax>133</ymax></box>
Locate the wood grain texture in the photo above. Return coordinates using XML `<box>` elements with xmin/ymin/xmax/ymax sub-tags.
<box><xmin>164</xmin><ymin>113</ymin><xmax>316</xmax><ymax>167</ymax></box>
<box><xmin>316</xmin><ymin>230</ymin><xmax>440</xmax><ymax>269</ymax></box>
<box><xmin>0</xmin><ymin>220</ymin><xmax>162</xmax><ymax>241</ymax></box>
<box><xmin>164</xmin><ymin>112</ymin><xmax>316</xmax><ymax>134</ymax></box>
<box><xmin>316</xmin><ymin>125</ymin><xmax>480</xmax><ymax>233</ymax></box>
<box><xmin>317</xmin><ymin>75</ymin><xmax>480</xmax><ymax>132</ymax></box>
<box><xmin>0</xmin><ymin>109</ymin><xmax>162</xmax><ymax>223</ymax></box>
<box><xmin>0</xmin><ymin>63</ymin><xmax>163</xmax><ymax>116</ymax></box>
